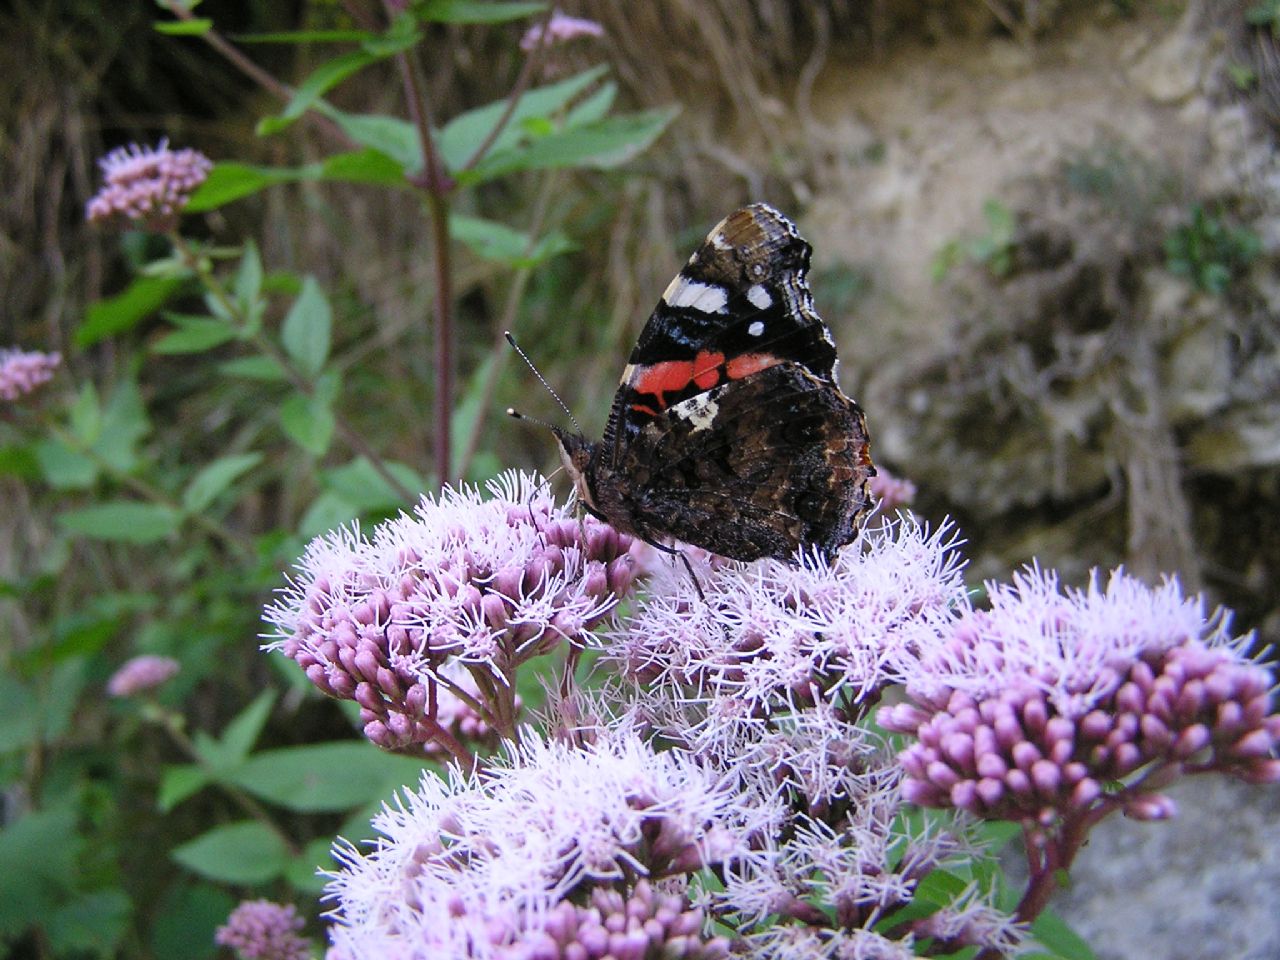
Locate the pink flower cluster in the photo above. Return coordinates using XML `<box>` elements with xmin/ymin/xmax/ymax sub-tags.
<box><xmin>504</xmin><ymin>881</ymin><xmax>729</xmax><ymax>960</ymax></box>
<box><xmin>107</xmin><ymin>654</ymin><xmax>180</xmax><ymax>697</ymax></box>
<box><xmin>419</xmin><ymin>661</ymin><xmax>521</xmax><ymax>758</ymax></box>
<box><xmin>868</xmin><ymin>466</ymin><xmax>917</xmax><ymax>511</ymax></box>
<box><xmin>325</xmin><ymin>732</ymin><xmax>751</xmax><ymax>960</ymax></box>
<box><xmin>0</xmin><ymin>348</ymin><xmax>60</xmax><ymax>402</ymax></box>
<box><xmin>880</xmin><ymin>568</ymin><xmax>1280</xmax><ymax>823</ymax></box>
<box><xmin>519</xmin><ymin>10</ymin><xmax>604</xmax><ymax>51</ymax></box>
<box><xmin>264</xmin><ymin>473</ymin><xmax>639</xmax><ymax>752</ymax></box>
<box><xmin>86</xmin><ymin>139</ymin><xmax>212</xmax><ymax>232</ymax></box>
<box><xmin>215</xmin><ymin>900</ymin><xmax>311</xmax><ymax>960</ymax></box>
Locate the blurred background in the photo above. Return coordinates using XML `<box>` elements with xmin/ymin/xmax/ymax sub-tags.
<box><xmin>2</xmin><ymin>1</ymin><xmax>1277</xmax><ymax>957</ymax></box>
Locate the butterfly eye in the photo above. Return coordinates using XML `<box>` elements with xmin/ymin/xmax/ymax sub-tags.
<box><xmin>748</xmin><ymin>261</ymin><xmax>767</xmax><ymax>281</ymax></box>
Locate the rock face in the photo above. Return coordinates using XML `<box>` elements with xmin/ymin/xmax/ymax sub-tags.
<box><xmin>1049</xmin><ymin>777</ymin><xmax>1280</xmax><ymax>960</ymax></box>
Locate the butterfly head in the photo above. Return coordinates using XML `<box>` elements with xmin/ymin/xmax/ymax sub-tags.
<box><xmin>551</xmin><ymin>428</ymin><xmax>598</xmax><ymax>513</ymax></box>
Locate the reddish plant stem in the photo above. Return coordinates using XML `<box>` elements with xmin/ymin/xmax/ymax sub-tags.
<box><xmin>388</xmin><ymin>7</ymin><xmax>456</xmax><ymax>482</ymax></box>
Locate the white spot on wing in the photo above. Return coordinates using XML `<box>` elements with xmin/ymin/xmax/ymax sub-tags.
<box><xmin>746</xmin><ymin>284</ymin><xmax>773</xmax><ymax>310</ymax></box>
<box><xmin>662</xmin><ymin>277</ymin><xmax>729</xmax><ymax>314</ymax></box>
<box><xmin>619</xmin><ymin>362</ymin><xmax>635</xmax><ymax>385</ymax></box>
<box><xmin>671</xmin><ymin>390</ymin><xmax>721</xmax><ymax>432</ymax></box>
<box><xmin>747</xmin><ymin>320</ymin><xmax>765</xmax><ymax>337</ymax></box>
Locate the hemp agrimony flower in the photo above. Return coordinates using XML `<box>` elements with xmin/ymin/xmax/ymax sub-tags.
<box><xmin>215</xmin><ymin>900</ymin><xmax>312</xmax><ymax>960</ymax></box>
<box><xmin>323</xmin><ymin>731</ymin><xmax>750</xmax><ymax>960</ymax></box>
<box><xmin>880</xmin><ymin>567</ymin><xmax>1280</xmax><ymax>823</ymax></box>
<box><xmin>0</xmin><ymin>348</ymin><xmax>60</xmax><ymax>402</ymax></box>
<box><xmin>264</xmin><ymin>472</ymin><xmax>640</xmax><ymax>753</ymax></box>
<box><xmin>107</xmin><ymin>654</ymin><xmax>180</xmax><ymax>698</ymax></box>
<box><xmin>85</xmin><ymin>139</ymin><xmax>212</xmax><ymax>232</ymax></box>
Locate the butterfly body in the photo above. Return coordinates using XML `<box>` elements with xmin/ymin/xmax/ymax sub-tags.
<box><xmin>554</xmin><ymin>204</ymin><xmax>875</xmax><ymax>563</ymax></box>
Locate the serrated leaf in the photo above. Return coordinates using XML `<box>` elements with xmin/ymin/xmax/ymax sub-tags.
<box><xmin>152</xmin><ymin>315</ymin><xmax>239</xmax><ymax>354</ymax></box>
<box><xmin>417</xmin><ymin>0</ymin><xmax>546</xmax><ymax>23</ymax></box>
<box><xmin>231</xmin><ymin>741</ymin><xmax>429</xmax><ymax>812</ymax></box>
<box><xmin>182</xmin><ymin>453</ymin><xmax>263</xmax><ymax>513</ymax></box>
<box><xmin>282</xmin><ymin>276</ymin><xmax>332</xmax><ymax>377</ymax></box>
<box><xmin>437</xmin><ymin>65</ymin><xmax>607</xmax><ymax>170</ymax></box>
<box><xmin>158</xmin><ymin>763</ymin><xmax>213</xmax><ymax>812</ymax></box>
<box><xmin>154</xmin><ymin>18</ymin><xmax>212</xmax><ymax>35</ymax></box>
<box><xmin>219</xmin><ymin>355</ymin><xmax>287</xmax><ymax>381</ymax></box>
<box><xmin>281</xmin><ymin>391</ymin><xmax>335</xmax><ymax>455</ymax></box>
<box><xmin>459</xmin><ymin>106</ymin><xmax>678</xmax><ymax>184</ymax></box>
<box><xmin>1030</xmin><ymin>910</ymin><xmax>1097</xmax><ymax>960</ymax></box>
<box><xmin>76</xmin><ymin>276</ymin><xmax>185</xmax><ymax>347</ymax></box>
<box><xmin>172</xmin><ymin>821</ymin><xmax>290</xmax><ymax>884</ymax></box>
<box><xmin>57</xmin><ymin>503</ymin><xmax>179</xmax><ymax>544</ymax></box>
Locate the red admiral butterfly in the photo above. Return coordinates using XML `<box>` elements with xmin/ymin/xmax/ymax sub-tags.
<box><xmin>547</xmin><ymin>203</ymin><xmax>875</xmax><ymax>563</ymax></box>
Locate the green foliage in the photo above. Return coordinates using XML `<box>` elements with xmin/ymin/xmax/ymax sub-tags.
<box><xmin>932</xmin><ymin>199</ymin><xmax>1017</xmax><ymax>281</ymax></box>
<box><xmin>1164</xmin><ymin>206</ymin><xmax>1261</xmax><ymax>295</ymax></box>
<box><xmin>1246</xmin><ymin>0</ymin><xmax>1280</xmax><ymax>35</ymax></box>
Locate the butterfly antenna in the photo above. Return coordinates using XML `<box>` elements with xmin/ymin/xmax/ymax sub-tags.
<box><xmin>505</xmin><ymin>331</ymin><xmax>581</xmax><ymax>434</ymax></box>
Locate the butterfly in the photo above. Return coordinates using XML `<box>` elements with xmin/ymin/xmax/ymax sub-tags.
<box><xmin>547</xmin><ymin>203</ymin><xmax>875</xmax><ymax>563</ymax></box>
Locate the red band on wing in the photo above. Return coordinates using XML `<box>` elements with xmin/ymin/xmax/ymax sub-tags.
<box><xmin>726</xmin><ymin>352</ymin><xmax>781</xmax><ymax>380</ymax></box>
<box><xmin>692</xmin><ymin>350</ymin><xmax>726</xmax><ymax>389</ymax></box>
<box><xmin>632</xmin><ymin>360</ymin><xmax>694</xmax><ymax>406</ymax></box>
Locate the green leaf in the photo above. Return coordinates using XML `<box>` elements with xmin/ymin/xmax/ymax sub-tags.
<box><xmin>282</xmin><ymin>277</ymin><xmax>332</xmax><ymax>377</ymax></box>
<box><xmin>150</xmin><ymin>883</ymin><xmax>236</xmax><ymax>960</ymax></box>
<box><xmin>286</xmin><ymin>838</ymin><xmax>336</xmax><ymax>894</ymax></box>
<box><xmin>172</xmin><ymin>821</ymin><xmax>291</xmax><ymax>884</ymax></box>
<box><xmin>219</xmin><ymin>355</ymin><xmax>287</xmax><ymax>381</ymax></box>
<box><xmin>158</xmin><ymin>763</ymin><xmax>213</xmax><ymax>812</ymax></box>
<box><xmin>323</xmin><ymin>110</ymin><xmax>422</xmax><ymax>172</ymax></box>
<box><xmin>76</xmin><ymin>276</ymin><xmax>185</xmax><ymax>347</ymax></box>
<box><xmin>0</xmin><ymin>443</ymin><xmax>38</xmax><ymax>480</ymax></box>
<box><xmin>219</xmin><ymin>690</ymin><xmax>277</xmax><ymax>766</ymax></box>
<box><xmin>235</xmin><ymin>241</ymin><xmax>264</xmax><ymax>315</ymax></box>
<box><xmin>459</xmin><ymin>106</ymin><xmax>679</xmax><ymax>184</ymax></box>
<box><xmin>322</xmin><ymin>457</ymin><xmax>424</xmax><ymax>511</ymax></box>
<box><xmin>417</xmin><ymin>0</ymin><xmax>546</xmax><ymax>23</ymax></box>
<box><xmin>35</xmin><ymin>438</ymin><xmax>97</xmax><ymax>489</ymax></box>
<box><xmin>94</xmin><ymin>376</ymin><xmax>150</xmax><ymax>473</ymax></box>
<box><xmin>154</xmin><ymin>18</ymin><xmax>212</xmax><ymax>35</ymax></box>
<box><xmin>185</xmin><ymin>162</ymin><xmax>299</xmax><ymax>213</ymax></box>
<box><xmin>152</xmin><ymin>315</ymin><xmax>239</xmax><ymax>354</ymax></box>
<box><xmin>260</xmin><ymin>49</ymin><xmax>383</xmax><ymax>135</ymax></box>
<box><xmin>0</xmin><ymin>804</ymin><xmax>80</xmax><ymax>937</ymax></box>
<box><xmin>47</xmin><ymin>888</ymin><xmax>131</xmax><ymax>958</ymax></box>
<box><xmin>450</xmin><ymin>214</ymin><xmax>575</xmax><ymax>267</ymax></box>
<box><xmin>320</xmin><ymin>148</ymin><xmax>408</xmax><ymax>186</ymax></box>
<box><xmin>1030</xmin><ymin>910</ymin><xmax>1097</xmax><ymax>960</ymax></box>
<box><xmin>57</xmin><ymin>502</ymin><xmax>180</xmax><ymax>544</ymax></box>
<box><xmin>182</xmin><ymin>452</ymin><xmax>263</xmax><ymax>513</ymax></box>
<box><xmin>281</xmin><ymin>390</ymin><xmax>336</xmax><ymax>455</ymax></box>
<box><xmin>437</xmin><ymin>64</ymin><xmax>607</xmax><ymax>170</ymax></box>
<box><xmin>231</xmin><ymin>741</ymin><xmax>430</xmax><ymax>812</ymax></box>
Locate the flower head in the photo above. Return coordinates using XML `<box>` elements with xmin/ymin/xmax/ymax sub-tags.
<box><xmin>519</xmin><ymin>9</ymin><xmax>604</xmax><ymax>52</ymax></box>
<box><xmin>881</xmin><ymin>567</ymin><xmax>1280</xmax><ymax>822</ymax></box>
<box><xmin>0</xmin><ymin>348</ymin><xmax>60</xmax><ymax>402</ymax></box>
<box><xmin>264</xmin><ymin>472</ymin><xmax>641</xmax><ymax>752</ymax></box>
<box><xmin>86</xmin><ymin>139</ymin><xmax>212</xmax><ymax>232</ymax></box>
<box><xmin>868</xmin><ymin>467</ymin><xmax>917</xmax><ymax>511</ymax></box>
<box><xmin>215</xmin><ymin>900</ymin><xmax>311</xmax><ymax>960</ymax></box>
<box><xmin>107</xmin><ymin>654</ymin><xmax>180</xmax><ymax>697</ymax></box>
<box><xmin>324</xmin><ymin>730</ymin><xmax>750</xmax><ymax>960</ymax></box>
